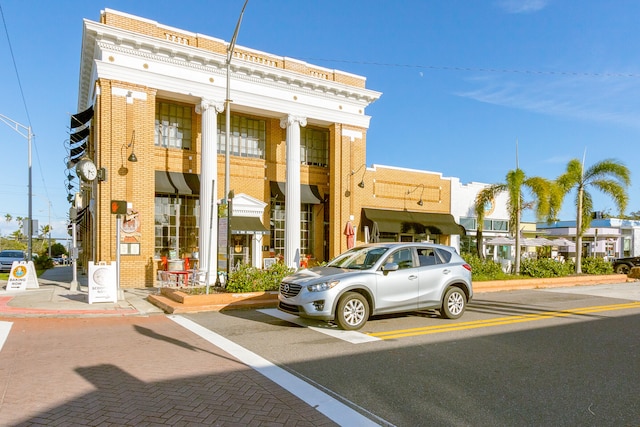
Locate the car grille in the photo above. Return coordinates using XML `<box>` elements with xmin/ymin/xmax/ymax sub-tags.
<box><xmin>280</xmin><ymin>281</ymin><xmax>302</xmax><ymax>298</ymax></box>
<box><xmin>278</xmin><ymin>301</ymin><xmax>300</xmax><ymax>314</ymax></box>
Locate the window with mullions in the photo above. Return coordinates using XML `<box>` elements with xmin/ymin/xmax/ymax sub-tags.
<box><xmin>301</xmin><ymin>127</ymin><xmax>328</xmax><ymax>167</ymax></box>
<box><xmin>270</xmin><ymin>201</ymin><xmax>314</xmax><ymax>257</ymax></box>
<box><xmin>154</xmin><ymin>195</ymin><xmax>199</xmax><ymax>258</ymax></box>
<box><xmin>155</xmin><ymin>102</ymin><xmax>193</xmax><ymax>149</ymax></box>
<box><xmin>460</xmin><ymin>217</ymin><xmax>508</xmax><ymax>232</ymax></box>
<box><xmin>483</xmin><ymin>219</ymin><xmax>509</xmax><ymax>231</ymax></box>
<box><xmin>460</xmin><ymin>217</ymin><xmax>477</xmax><ymax>231</ymax></box>
<box><xmin>218</xmin><ymin>114</ymin><xmax>266</xmax><ymax>159</ymax></box>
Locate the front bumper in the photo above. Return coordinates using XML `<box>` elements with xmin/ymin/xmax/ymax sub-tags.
<box><xmin>277</xmin><ymin>294</ymin><xmax>335</xmax><ymax>321</ymax></box>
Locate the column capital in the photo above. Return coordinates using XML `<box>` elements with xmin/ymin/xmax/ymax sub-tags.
<box><xmin>280</xmin><ymin>115</ymin><xmax>307</xmax><ymax>129</ymax></box>
<box><xmin>196</xmin><ymin>98</ymin><xmax>224</xmax><ymax>114</ymax></box>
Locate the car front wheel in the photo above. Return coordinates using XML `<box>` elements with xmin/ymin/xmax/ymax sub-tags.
<box><xmin>335</xmin><ymin>292</ymin><xmax>369</xmax><ymax>330</ymax></box>
<box><xmin>615</xmin><ymin>264</ymin><xmax>631</xmax><ymax>274</ymax></box>
<box><xmin>441</xmin><ymin>287</ymin><xmax>466</xmax><ymax>319</ymax></box>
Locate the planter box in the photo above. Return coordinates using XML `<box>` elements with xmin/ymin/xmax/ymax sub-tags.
<box><xmin>147</xmin><ymin>287</ymin><xmax>279</xmax><ymax>313</ymax></box>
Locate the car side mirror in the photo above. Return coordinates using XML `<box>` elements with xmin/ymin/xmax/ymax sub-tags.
<box><xmin>382</xmin><ymin>262</ymin><xmax>399</xmax><ymax>272</ymax></box>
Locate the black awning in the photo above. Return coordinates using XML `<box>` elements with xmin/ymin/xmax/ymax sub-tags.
<box><xmin>74</xmin><ymin>205</ymin><xmax>89</xmax><ymax>224</ymax></box>
<box><xmin>230</xmin><ymin>216</ymin><xmax>269</xmax><ymax>235</ymax></box>
<box><xmin>70</xmin><ymin>106</ymin><xmax>94</xmax><ymax>129</ymax></box>
<box><xmin>70</xmin><ymin>126</ymin><xmax>90</xmax><ymax>144</ymax></box>
<box><xmin>155</xmin><ymin>171</ymin><xmax>200</xmax><ymax>195</ymax></box>
<box><xmin>270</xmin><ymin>181</ymin><xmax>322</xmax><ymax>204</ymax></box>
<box><xmin>69</xmin><ymin>141</ymin><xmax>87</xmax><ymax>159</ymax></box>
<box><xmin>361</xmin><ymin>208</ymin><xmax>466</xmax><ymax>236</ymax></box>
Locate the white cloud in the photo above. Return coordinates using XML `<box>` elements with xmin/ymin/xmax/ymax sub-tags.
<box><xmin>496</xmin><ymin>0</ymin><xmax>549</xmax><ymax>14</ymax></box>
<box><xmin>456</xmin><ymin>74</ymin><xmax>640</xmax><ymax>129</ymax></box>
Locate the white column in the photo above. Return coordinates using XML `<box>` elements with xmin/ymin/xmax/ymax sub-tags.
<box><xmin>253</xmin><ymin>234</ymin><xmax>263</xmax><ymax>269</ymax></box>
<box><xmin>196</xmin><ymin>98</ymin><xmax>224</xmax><ymax>284</ymax></box>
<box><xmin>280</xmin><ymin>115</ymin><xmax>306</xmax><ymax>268</ymax></box>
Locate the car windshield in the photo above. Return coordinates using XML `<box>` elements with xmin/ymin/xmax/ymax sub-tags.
<box><xmin>0</xmin><ymin>251</ymin><xmax>23</xmax><ymax>258</ymax></box>
<box><xmin>326</xmin><ymin>246</ymin><xmax>388</xmax><ymax>269</ymax></box>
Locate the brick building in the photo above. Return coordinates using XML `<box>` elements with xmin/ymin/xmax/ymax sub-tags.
<box><xmin>70</xmin><ymin>9</ymin><xmax>465</xmax><ymax>288</ymax></box>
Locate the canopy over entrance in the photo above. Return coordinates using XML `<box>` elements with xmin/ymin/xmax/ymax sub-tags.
<box><xmin>361</xmin><ymin>208</ymin><xmax>466</xmax><ymax>237</ymax></box>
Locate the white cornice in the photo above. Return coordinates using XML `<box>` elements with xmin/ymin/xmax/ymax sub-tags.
<box><xmin>79</xmin><ymin>18</ymin><xmax>381</xmax><ymax>127</ymax></box>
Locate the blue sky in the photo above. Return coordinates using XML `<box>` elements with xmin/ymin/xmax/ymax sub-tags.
<box><xmin>1</xmin><ymin>0</ymin><xmax>639</xmax><ymax>239</ymax></box>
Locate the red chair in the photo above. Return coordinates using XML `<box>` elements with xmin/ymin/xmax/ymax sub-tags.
<box><xmin>161</xmin><ymin>256</ymin><xmax>168</xmax><ymax>270</ymax></box>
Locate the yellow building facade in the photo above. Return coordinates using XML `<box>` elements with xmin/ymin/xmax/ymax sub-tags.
<box><xmin>71</xmin><ymin>9</ymin><xmax>464</xmax><ymax>288</ymax></box>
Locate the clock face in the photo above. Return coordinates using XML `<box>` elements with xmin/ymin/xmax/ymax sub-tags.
<box><xmin>77</xmin><ymin>159</ymin><xmax>97</xmax><ymax>181</ymax></box>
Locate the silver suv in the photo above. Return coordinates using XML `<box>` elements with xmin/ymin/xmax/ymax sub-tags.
<box><xmin>278</xmin><ymin>242</ymin><xmax>473</xmax><ymax>330</ymax></box>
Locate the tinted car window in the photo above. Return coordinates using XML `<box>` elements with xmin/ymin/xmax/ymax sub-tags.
<box><xmin>417</xmin><ymin>248</ymin><xmax>439</xmax><ymax>266</ymax></box>
<box><xmin>0</xmin><ymin>251</ymin><xmax>24</xmax><ymax>258</ymax></box>
<box><xmin>385</xmin><ymin>248</ymin><xmax>415</xmax><ymax>269</ymax></box>
<box><xmin>436</xmin><ymin>248</ymin><xmax>452</xmax><ymax>263</ymax></box>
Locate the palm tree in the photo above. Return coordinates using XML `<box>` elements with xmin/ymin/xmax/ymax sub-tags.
<box><xmin>475</xmin><ymin>169</ymin><xmax>559</xmax><ymax>273</ymax></box>
<box><xmin>556</xmin><ymin>158</ymin><xmax>630</xmax><ymax>274</ymax></box>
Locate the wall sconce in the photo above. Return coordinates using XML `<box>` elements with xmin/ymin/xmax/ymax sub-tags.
<box><xmin>127</xmin><ymin>130</ymin><xmax>138</xmax><ymax>162</ymax></box>
<box><xmin>119</xmin><ymin>130</ymin><xmax>138</xmax><ymax>175</ymax></box>
<box><xmin>345</xmin><ymin>164</ymin><xmax>367</xmax><ymax>197</ymax></box>
<box><xmin>406</xmin><ymin>183</ymin><xmax>425</xmax><ymax>206</ymax></box>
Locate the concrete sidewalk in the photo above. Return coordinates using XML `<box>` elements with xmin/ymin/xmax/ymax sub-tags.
<box><xmin>0</xmin><ymin>265</ymin><xmax>163</xmax><ymax>317</ymax></box>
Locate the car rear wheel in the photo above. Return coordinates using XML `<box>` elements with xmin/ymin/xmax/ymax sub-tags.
<box><xmin>615</xmin><ymin>264</ymin><xmax>631</xmax><ymax>274</ymax></box>
<box><xmin>441</xmin><ymin>287</ymin><xmax>466</xmax><ymax>319</ymax></box>
<box><xmin>335</xmin><ymin>292</ymin><xmax>369</xmax><ymax>330</ymax></box>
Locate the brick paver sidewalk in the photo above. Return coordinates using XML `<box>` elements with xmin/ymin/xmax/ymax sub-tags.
<box><xmin>0</xmin><ymin>316</ymin><xmax>337</xmax><ymax>426</ymax></box>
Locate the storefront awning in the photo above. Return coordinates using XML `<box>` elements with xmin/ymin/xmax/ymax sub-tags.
<box><xmin>70</xmin><ymin>105</ymin><xmax>94</xmax><ymax>129</ymax></box>
<box><xmin>155</xmin><ymin>171</ymin><xmax>200</xmax><ymax>195</ymax></box>
<box><xmin>270</xmin><ymin>181</ymin><xmax>323</xmax><ymax>204</ymax></box>
<box><xmin>362</xmin><ymin>208</ymin><xmax>466</xmax><ymax>236</ymax></box>
<box><xmin>230</xmin><ymin>216</ymin><xmax>269</xmax><ymax>235</ymax></box>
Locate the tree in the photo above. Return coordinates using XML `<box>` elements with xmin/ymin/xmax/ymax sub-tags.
<box><xmin>556</xmin><ymin>158</ymin><xmax>630</xmax><ymax>274</ymax></box>
<box><xmin>475</xmin><ymin>168</ymin><xmax>559</xmax><ymax>273</ymax></box>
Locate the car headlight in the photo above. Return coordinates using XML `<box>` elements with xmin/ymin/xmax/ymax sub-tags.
<box><xmin>307</xmin><ymin>280</ymin><xmax>339</xmax><ymax>292</ymax></box>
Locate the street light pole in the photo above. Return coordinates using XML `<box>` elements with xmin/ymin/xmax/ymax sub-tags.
<box><xmin>0</xmin><ymin>113</ymin><xmax>33</xmax><ymax>261</ymax></box>
<box><xmin>225</xmin><ymin>0</ymin><xmax>249</xmax><ymax>200</ymax></box>
<box><xmin>224</xmin><ymin>0</ymin><xmax>248</xmax><ymax>273</ymax></box>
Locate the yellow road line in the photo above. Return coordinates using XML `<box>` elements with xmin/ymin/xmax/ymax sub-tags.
<box><xmin>368</xmin><ymin>301</ymin><xmax>640</xmax><ymax>340</ymax></box>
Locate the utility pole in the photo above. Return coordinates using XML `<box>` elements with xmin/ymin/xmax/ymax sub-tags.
<box><xmin>0</xmin><ymin>113</ymin><xmax>33</xmax><ymax>260</ymax></box>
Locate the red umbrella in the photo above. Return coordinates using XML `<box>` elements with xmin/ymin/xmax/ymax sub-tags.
<box><xmin>344</xmin><ymin>221</ymin><xmax>355</xmax><ymax>249</ymax></box>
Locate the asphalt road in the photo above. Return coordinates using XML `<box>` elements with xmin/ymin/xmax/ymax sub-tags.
<box><xmin>183</xmin><ymin>283</ymin><xmax>640</xmax><ymax>426</ymax></box>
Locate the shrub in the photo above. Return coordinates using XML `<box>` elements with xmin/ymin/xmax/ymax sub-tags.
<box><xmin>581</xmin><ymin>257</ymin><xmax>614</xmax><ymax>275</ymax></box>
<box><xmin>462</xmin><ymin>252</ymin><xmax>510</xmax><ymax>281</ymax></box>
<box><xmin>225</xmin><ymin>262</ymin><xmax>294</xmax><ymax>293</ymax></box>
<box><xmin>33</xmin><ymin>256</ymin><xmax>54</xmax><ymax>271</ymax></box>
<box><xmin>520</xmin><ymin>257</ymin><xmax>574</xmax><ymax>278</ymax></box>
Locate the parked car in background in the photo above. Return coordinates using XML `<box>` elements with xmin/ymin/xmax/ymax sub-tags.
<box><xmin>278</xmin><ymin>242</ymin><xmax>473</xmax><ymax>330</ymax></box>
<box><xmin>611</xmin><ymin>256</ymin><xmax>640</xmax><ymax>274</ymax></box>
<box><xmin>0</xmin><ymin>250</ymin><xmax>26</xmax><ymax>272</ymax></box>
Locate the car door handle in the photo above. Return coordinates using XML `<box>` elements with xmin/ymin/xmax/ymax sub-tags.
<box><xmin>442</xmin><ymin>269</ymin><xmax>451</xmax><ymax>275</ymax></box>
<box><xmin>409</xmin><ymin>275</ymin><xmax>418</xmax><ymax>280</ymax></box>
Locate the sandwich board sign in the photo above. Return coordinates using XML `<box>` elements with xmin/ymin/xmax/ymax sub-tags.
<box><xmin>6</xmin><ymin>261</ymin><xmax>39</xmax><ymax>291</ymax></box>
<box><xmin>88</xmin><ymin>261</ymin><xmax>117</xmax><ymax>304</ymax></box>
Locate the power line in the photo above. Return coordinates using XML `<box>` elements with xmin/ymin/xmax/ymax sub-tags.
<box><xmin>0</xmin><ymin>3</ymin><xmax>32</xmax><ymax>126</ymax></box>
<box><xmin>0</xmin><ymin>3</ymin><xmax>54</xmax><ymax>225</ymax></box>
<box><xmin>300</xmin><ymin>57</ymin><xmax>640</xmax><ymax>78</ymax></box>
